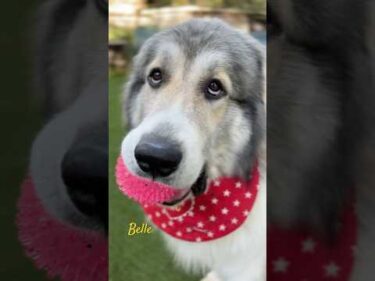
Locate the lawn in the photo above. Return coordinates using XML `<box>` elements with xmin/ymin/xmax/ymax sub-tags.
<box><xmin>109</xmin><ymin>73</ymin><xmax>199</xmax><ymax>281</ymax></box>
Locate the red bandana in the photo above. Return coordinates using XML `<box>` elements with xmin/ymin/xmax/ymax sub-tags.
<box><xmin>143</xmin><ymin>166</ymin><xmax>259</xmax><ymax>242</ymax></box>
<box><xmin>268</xmin><ymin>204</ymin><xmax>357</xmax><ymax>280</ymax></box>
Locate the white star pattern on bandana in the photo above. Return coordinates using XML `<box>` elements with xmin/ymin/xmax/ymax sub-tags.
<box><xmin>273</xmin><ymin>257</ymin><xmax>289</xmax><ymax>273</ymax></box>
<box><xmin>324</xmin><ymin>262</ymin><xmax>340</xmax><ymax>277</ymax></box>
<box><xmin>197</xmin><ymin>222</ymin><xmax>204</xmax><ymax>228</ymax></box>
<box><xmin>221</xmin><ymin>208</ymin><xmax>229</xmax><ymax>215</ymax></box>
<box><xmin>245</xmin><ymin>192</ymin><xmax>252</xmax><ymax>198</ymax></box>
<box><xmin>301</xmin><ymin>237</ymin><xmax>316</xmax><ymax>253</ymax></box>
<box><xmin>142</xmin><ymin>164</ymin><xmax>260</xmax><ymax>243</ymax></box>
<box><xmin>268</xmin><ymin>204</ymin><xmax>356</xmax><ymax>281</ymax></box>
<box><xmin>223</xmin><ymin>190</ymin><xmax>231</xmax><ymax>197</ymax></box>
<box><xmin>219</xmin><ymin>224</ymin><xmax>226</xmax><ymax>231</ymax></box>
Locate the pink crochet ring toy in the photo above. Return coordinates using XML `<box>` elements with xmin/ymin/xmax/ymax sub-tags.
<box><xmin>116</xmin><ymin>157</ymin><xmax>183</xmax><ymax>204</ymax></box>
<box><xmin>16</xmin><ymin>177</ymin><xmax>107</xmax><ymax>281</ymax></box>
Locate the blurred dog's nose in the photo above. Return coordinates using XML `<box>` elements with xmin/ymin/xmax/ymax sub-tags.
<box><xmin>62</xmin><ymin>136</ymin><xmax>108</xmax><ymax>229</ymax></box>
<box><xmin>135</xmin><ymin>135</ymin><xmax>182</xmax><ymax>177</ymax></box>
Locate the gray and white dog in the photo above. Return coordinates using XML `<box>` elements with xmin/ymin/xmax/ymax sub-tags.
<box><xmin>121</xmin><ymin>19</ymin><xmax>266</xmax><ymax>281</ymax></box>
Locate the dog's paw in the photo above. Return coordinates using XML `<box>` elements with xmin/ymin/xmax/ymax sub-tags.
<box><xmin>201</xmin><ymin>272</ymin><xmax>221</xmax><ymax>281</ymax></box>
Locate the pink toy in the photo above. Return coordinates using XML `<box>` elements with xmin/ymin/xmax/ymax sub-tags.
<box><xmin>116</xmin><ymin>157</ymin><xmax>182</xmax><ymax>204</ymax></box>
<box><xmin>16</xmin><ymin>177</ymin><xmax>107</xmax><ymax>281</ymax></box>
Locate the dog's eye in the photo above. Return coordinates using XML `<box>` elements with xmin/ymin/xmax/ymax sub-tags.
<box><xmin>148</xmin><ymin>68</ymin><xmax>163</xmax><ymax>88</ymax></box>
<box><xmin>205</xmin><ymin>79</ymin><xmax>225</xmax><ymax>100</ymax></box>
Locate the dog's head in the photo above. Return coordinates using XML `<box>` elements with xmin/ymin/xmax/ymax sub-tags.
<box><xmin>122</xmin><ymin>19</ymin><xmax>265</xmax><ymax>203</ymax></box>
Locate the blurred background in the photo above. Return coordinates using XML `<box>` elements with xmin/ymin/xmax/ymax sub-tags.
<box><xmin>0</xmin><ymin>1</ymin><xmax>47</xmax><ymax>280</ymax></box>
<box><xmin>108</xmin><ymin>1</ymin><xmax>265</xmax><ymax>280</ymax></box>
<box><xmin>109</xmin><ymin>0</ymin><xmax>266</xmax><ymax>72</ymax></box>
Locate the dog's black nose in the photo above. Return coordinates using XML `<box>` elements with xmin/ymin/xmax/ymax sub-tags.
<box><xmin>135</xmin><ymin>135</ymin><xmax>182</xmax><ymax>177</ymax></box>
<box><xmin>62</xmin><ymin>135</ymin><xmax>108</xmax><ymax>229</ymax></box>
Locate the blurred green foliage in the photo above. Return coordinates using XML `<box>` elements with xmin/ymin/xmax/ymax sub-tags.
<box><xmin>149</xmin><ymin>0</ymin><xmax>265</xmax><ymax>13</ymax></box>
<box><xmin>109</xmin><ymin>26</ymin><xmax>134</xmax><ymax>42</ymax></box>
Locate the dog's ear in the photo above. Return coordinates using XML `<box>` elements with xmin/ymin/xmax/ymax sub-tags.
<box><xmin>122</xmin><ymin>37</ymin><xmax>158</xmax><ymax>129</ymax></box>
<box><xmin>257</xmin><ymin>44</ymin><xmax>266</xmax><ymax>105</ymax></box>
<box><xmin>243</xmin><ymin>34</ymin><xmax>266</xmax><ymax>104</ymax></box>
<box><xmin>250</xmin><ymin>37</ymin><xmax>266</xmax><ymax>160</ymax></box>
<box><xmin>122</xmin><ymin>72</ymin><xmax>140</xmax><ymax>130</ymax></box>
<box><xmin>268</xmin><ymin>0</ymin><xmax>359</xmax><ymax>50</ymax></box>
<box><xmin>235</xmin><ymin>36</ymin><xmax>266</xmax><ymax>180</ymax></box>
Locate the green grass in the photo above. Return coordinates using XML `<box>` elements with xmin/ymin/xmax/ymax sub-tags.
<box><xmin>109</xmin><ymin>73</ymin><xmax>200</xmax><ymax>281</ymax></box>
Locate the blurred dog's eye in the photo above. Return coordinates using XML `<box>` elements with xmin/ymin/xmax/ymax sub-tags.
<box><xmin>205</xmin><ymin>79</ymin><xmax>225</xmax><ymax>100</ymax></box>
<box><xmin>148</xmin><ymin>68</ymin><xmax>163</xmax><ymax>88</ymax></box>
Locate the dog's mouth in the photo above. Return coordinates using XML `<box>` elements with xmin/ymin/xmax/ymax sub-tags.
<box><xmin>162</xmin><ymin>168</ymin><xmax>207</xmax><ymax>206</ymax></box>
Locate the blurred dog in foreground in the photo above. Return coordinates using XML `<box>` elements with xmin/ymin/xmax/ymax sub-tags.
<box><xmin>31</xmin><ymin>0</ymin><xmax>108</xmax><ymax>233</ymax></box>
<box><xmin>16</xmin><ymin>0</ymin><xmax>108</xmax><ymax>280</ymax></box>
<box><xmin>268</xmin><ymin>0</ymin><xmax>375</xmax><ymax>280</ymax></box>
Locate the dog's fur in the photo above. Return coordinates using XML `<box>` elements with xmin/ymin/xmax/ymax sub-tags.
<box><xmin>122</xmin><ymin>19</ymin><xmax>266</xmax><ymax>281</ymax></box>
<box><xmin>268</xmin><ymin>1</ymin><xmax>375</xmax><ymax>280</ymax></box>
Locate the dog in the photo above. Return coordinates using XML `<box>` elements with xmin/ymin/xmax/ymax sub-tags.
<box><xmin>268</xmin><ymin>0</ymin><xmax>375</xmax><ymax>280</ymax></box>
<box><xmin>16</xmin><ymin>1</ymin><xmax>108</xmax><ymax>279</ymax></box>
<box><xmin>121</xmin><ymin>19</ymin><xmax>266</xmax><ymax>281</ymax></box>
<box><xmin>30</xmin><ymin>0</ymin><xmax>108</xmax><ymax>233</ymax></box>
